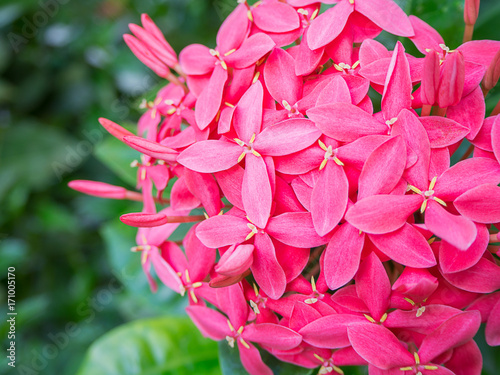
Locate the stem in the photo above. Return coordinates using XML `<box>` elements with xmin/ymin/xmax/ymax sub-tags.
<box><xmin>489</xmin><ymin>233</ymin><xmax>499</xmax><ymax>244</ymax></box>
<box><xmin>460</xmin><ymin>144</ymin><xmax>474</xmax><ymax>161</ymax></box>
<box><xmin>421</xmin><ymin>105</ymin><xmax>432</xmax><ymax>117</ymax></box>
<box><xmin>436</xmin><ymin>107</ymin><xmax>447</xmax><ymax>117</ymax></box>
<box><xmin>492</xmin><ymin>98</ymin><xmax>500</xmax><ymax>116</ymax></box>
<box><xmin>166</xmin><ymin>72</ymin><xmax>188</xmax><ymax>94</ymax></box>
<box><xmin>125</xmin><ymin>191</ymin><xmax>170</xmax><ymax>204</ymax></box>
<box><xmin>463</xmin><ymin>24</ymin><xmax>474</xmax><ymax>43</ymax></box>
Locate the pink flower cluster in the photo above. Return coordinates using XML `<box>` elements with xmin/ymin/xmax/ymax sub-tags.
<box><xmin>70</xmin><ymin>1</ymin><xmax>500</xmax><ymax>374</ymax></box>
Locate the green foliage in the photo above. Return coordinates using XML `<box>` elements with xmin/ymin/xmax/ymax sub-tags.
<box><xmin>77</xmin><ymin>317</ymin><xmax>221</xmax><ymax>375</ymax></box>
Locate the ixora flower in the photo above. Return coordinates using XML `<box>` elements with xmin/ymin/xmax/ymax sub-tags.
<box><xmin>71</xmin><ymin>0</ymin><xmax>500</xmax><ymax>374</ymax></box>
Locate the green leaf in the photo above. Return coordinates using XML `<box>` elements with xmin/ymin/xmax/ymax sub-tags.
<box><xmin>77</xmin><ymin>317</ymin><xmax>220</xmax><ymax>375</ymax></box>
<box><xmin>218</xmin><ymin>341</ymin><xmax>315</xmax><ymax>375</ymax></box>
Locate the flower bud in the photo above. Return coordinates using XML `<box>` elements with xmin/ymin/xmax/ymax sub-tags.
<box><xmin>464</xmin><ymin>0</ymin><xmax>480</xmax><ymax>26</ymax></box>
<box><xmin>438</xmin><ymin>51</ymin><xmax>465</xmax><ymax>108</ymax></box>
<box><xmin>68</xmin><ymin>180</ymin><xmax>127</xmax><ymax>199</ymax></box>
<box><xmin>420</xmin><ymin>50</ymin><xmax>440</xmax><ymax>106</ymax></box>
<box><xmin>483</xmin><ymin>49</ymin><xmax>500</xmax><ymax>92</ymax></box>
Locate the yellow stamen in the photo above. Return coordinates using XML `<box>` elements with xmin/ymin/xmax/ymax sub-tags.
<box><xmin>253</xmin><ymin>283</ymin><xmax>259</xmax><ymax>296</ymax></box>
<box><xmin>151</xmin><ymin>108</ymin><xmax>157</xmax><ymax>119</ymax></box>
<box><xmin>215</xmin><ymin>109</ymin><xmax>221</xmax><ymax>122</ymax></box>
<box><xmin>141</xmin><ymin>251</ymin><xmax>148</xmax><ymax>265</ymax></box>
<box><xmin>319</xmin><ymin>159</ymin><xmax>328</xmax><ymax>171</ymax></box>
<box><xmin>420</xmin><ymin>200</ymin><xmax>428</xmax><ymax>214</ymax></box>
<box><xmin>424</xmin><ymin>365</ymin><xmax>438</xmax><ymax>370</ymax></box>
<box><xmin>238</xmin><ymin>152</ymin><xmax>246</xmax><ymax>163</ymax></box>
<box><xmin>349</xmin><ymin>0</ymin><xmax>354</xmax><ymax>4</ymax></box>
<box><xmin>227</xmin><ymin>319</ymin><xmax>235</xmax><ymax>332</ymax></box>
<box><xmin>203</xmin><ymin>212</ymin><xmax>210</xmax><ymax>220</ymax></box>
<box><xmin>297</xmin><ymin>8</ymin><xmax>308</xmax><ymax>16</ymax></box>
<box><xmin>282</xmin><ymin>100</ymin><xmax>292</xmax><ymax>111</ymax></box>
<box><xmin>209</xmin><ymin>49</ymin><xmax>219</xmax><ymax>57</ymax></box>
<box><xmin>220</xmin><ymin>61</ymin><xmax>228</xmax><ymax>70</ymax></box>
<box><xmin>404</xmin><ymin>297</ymin><xmax>416</xmax><ymax>306</ymax></box>
<box><xmin>192</xmin><ymin>282</ymin><xmax>203</xmax><ymax>288</ymax></box>
<box><xmin>351</xmin><ymin>60</ymin><xmax>360</xmax><ymax>69</ymax></box>
<box><xmin>414</xmin><ymin>352</ymin><xmax>421</xmax><ymax>365</ymax></box>
<box><xmin>250</xmin><ymin>300</ymin><xmax>260</xmax><ymax>314</ymax></box>
<box><xmin>407</xmin><ymin>185</ymin><xmax>422</xmax><ymax>194</ymax></box>
<box><xmin>224</xmin><ymin>49</ymin><xmax>236</xmax><ymax>57</ymax></box>
<box><xmin>311</xmin><ymin>276</ymin><xmax>317</xmax><ymax>292</ymax></box>
<box><xmin>333</xmin><ymin>365</ymin><xmax>344</xmax><ymax>375</ymax></box>
<box><xmin>252</xmin><ymin>150</ymin><xmax>262</xmax><ymax>157</ymax></box>
<box><xmin>427</xmin><ymin>237</ymin><xmax>436</xmax><ymax>245</ymax></box>
<box><xmin>237</xmin><ymin>326</ymin><xmax>244</xmax><ymax>334</ymax></box>
<box><xmin>249</xmin><ymin>133</ymin><xmax>256</xmax><ymax>144</ymax></box>
<box><xmin>234</xmin><ymin>138</ymin><xmax>246</xmax><ymax>147</ymax></box>
<box><xmin>433</xmin><ymin>197</ymin><xmax>447</xmax><ymax>207</ymax></box>
<box><xmin>190</xmin><ymin>289</ymin><xmax>198</xmax><ymax>303</ymax></box>
<box><xmin>179</xmin><ymin>284</ymin><xmax>186</xmax><ymax>297</ymax></box>
<box><xmin>141</xmin><ymin>168</ymin><xmax>147</xmax><ymax>181</ymax></box>
<box><xmin>333</xmin><ymin>63</ymin><xmax>343</xmax><ymax>72</ymax></box>
<box><xmin>318</xmin><ymin>139</ymin><xmax>328</xmax><ymax>151</ymax></box>
<box><xmin>311</xmin><ymin>8</ymin><xmax>319</xmax><ymax>20</ymax></box>
<box><xmin>313</xmin><ymin>353</ymin><xmax>325</xmax><ymax>363</ymax></box>
<box><xmin>253</xmin><ymin>71</ymin><xmax>260</xmax><ymax>84</ymax></box>
<box><xmin>364</xmin><ymin>314</ymin><xmax>376</xmax><ymax>323</ymax></box>
<box><xmin>185</xmin><ymin>269</ymin><xmax>191</xmax><ymax>283</ymax></box>
<box><xmin>239</xmin><ymin>338</ymin><xmax>251</xmax><ymax>349</ymax></box>
<box><xmin>166</xmin><ymin>108</ymin><xmax>176</xmax><ymax>115</ymax></box>
<box><xmin>304</xmin><ymin>298</ymin><xmax>318</xmax><ymax>304</ymax></box>
<box><xmin>429</xmin><ymin>176</ymin><xmax>438</xmax><ymax>190</ymax></box>
<box><xmin>226</xmin><ymin>335</ymin><xmax>235</xmax><ymax>348</ymax></box>
<box><xmin>380</xmin><ymin>313</ymin><xmax>388</xmax><ymax>323</ymax></box>
<box><xmin>164</xmin><ymin>99</ymin><xmax>174</xmax><ymax>105</ymax></box>
<box><xmin>400</xmin><ymin>367</ymin><xmax>413</xmax><ymax>371</ymax></box>
<box><xmin>247</xmin><ymin>10</ymin><xmax>253</xmax><ymax>22</ymax></box>
<box><xmin>225</xmin><ymin>102</ymin><xmax>234</xmax><ymax>108</ymax></box>
<box><xmin>333</xmin><ymin>156</ymin><xmax>344</xmax><ymax>166</ymax></box>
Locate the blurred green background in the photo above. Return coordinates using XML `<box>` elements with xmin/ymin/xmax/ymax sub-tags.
<box><xmin>0</xmin><ymin>0</ymin><xmax>500</xmax><ymax>374</ymax></box>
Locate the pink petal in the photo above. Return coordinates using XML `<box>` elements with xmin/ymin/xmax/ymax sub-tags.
<box><xmin>186</xmin><ymin>305</ymin><xmax>230</xmax><ymax>340</ymax></box>
<box><xmin>439</xmin><ymin>223</ymin><xmax>489</xmax><ymax>273</ymax></box>
<box><xmin>355</xmin><ymin>252</ymin><xmax>391</xmax><ymax>321</ymax></box>
<box><xmin>233</xmin><ymin>81</ymin><xmax>263</xmax><ymax>143</ymax></box>
<box><xmin>336</xmin><ymin>135</ymin><xmax>389</xmax><ymax>170</ymax></box>
<box><xmin>438</xmin><ymin>51</ymin><xmax>465</xmax><ymax>108</ymax></box>
<box><xmin>433</xmin><ymin>157</ymin><xmax>500</xmax><ymax>201</ymax></box>
<box><xmin>356</xmin><ymin>0</ymin><xmax>414</xmax><ymax>37</ymax></box>
<box><xmin>345</xmin><ymin>195</ymin><xmax>423</xmax><ymax>234</ymax></box>
<box><xmin>195</xmin><ymin>215</ymin><xmax>250</xmax><ymax>248</ymax></box>
<box><xmin>214</xmin><ymin>165</ymin><xmax>244</xmax><ymax>210</ymax></box>
<box><xmin>425</xmin><ymin>200</ymin><xmax>477</xmax><ymax>250</ymax></box>
<box><xmin>307</xmin><ymin>1</ymin><xmax>354</xmax><ymax>50</ymax></box>
<box><xmin>358</xmin><ymin>135</ymin><xmax>407</xmax><ymax>200</ymax></box>
<box><xmin>457</xmin><ymin>40</ymin><xmax>500</xmax><ymax>67</ymax></box>
<box><xmin>267</xmin><ymin>212</ymin><xmax>329</xmax><ymax>248</ymax></box>
<box><xmin>171</xmin><ymin>177</ymin><xmax>200</xmax><ymax>212</ymax></box>
<box><xmin>252</xmin><ymin>2</ymin><xmax>300</xmax><ymax>33</ymax></box>
<box><xmin>316</xmin><ymin>75</ymin><xmax>352</xmax><ymax>106</ymax></box>
<box><xmin>311</xmin><ymin>162</ymin><xmax>348</xmax><ymax>236</ymax></box>
<box><xmin>225</xmin><ymin>33</ymin><xmax>276</xmax><ymax>69</ymax></box>
<box><xmin>485</xmin><ymin>298</ymin><xmax>500</xmax><ymax>346</ymax></box>
<box><xmin>98</xmin><ymin>117</ymin><xmax>134</xmax><ymax>141</ymax></box>
<box><xmin>347</xmin><ymin>323</ymin><xmax>414</xmax><ymax>369</ymax></box>
<box><xmin>184</xmin><ymin>227</ymin><xmax>215</xmax><ymax>281</ymax></box>
<box><xmin>493</xmin><ymin>115</ymin><xmax>500</xmax><ymax>162</ymax></box>
<box><xmin>420</xmin><ymin>51</ymin><xmax>440</xmax><ymax>105</ymax></box>
<box><xmin>184</xmin><ymin>169</ymin><xmax>221</xmax><ymax>217</ymax></box>
<box><xmin>324</xmin><ymin>223</ymin><xmax>365</xmax><ymax>290</ymax></box>
<box><xmin>179</xmin><ymin>44</ymin><xmax>216</xmax><ymax>75</ymax></box>
<box><xmin>295</xmin><ymin>28</ymin><xmax>325</xmax><ymax>76</ymax></box>
<box><xmin>370</xmin><ymin>223</ymin><xmax>437</xmax><ymax>268</ymax></box>
<box><xmin>359</xmin><ymin>39</ymin><xmax>390</xmax><ymax>67</ymax></box>
<box><xmin>418</xmin><ymin>311</ymin><xmax>481</xmax><ymax>364</ymax></box>
<box><xmin>252</xmin><ymin>233</ymin><xmax>286</xmax><ymax>300</ymax></box>
<box><xmin>243</xmin><ymin>323</ymin><xmax>302</xmax><ymax>350</ymax></box>
<box><xmin>447</xmin><ymin>86</ymin><xmax>486</xmax><ymax>141</ymax></box>
<box><xmin>275</xmin><ymin>241</ymin><xmax>309</xmax><ymax>282</ymax></box>
<box><xmin>253</xmin><ymin>118</ymin><xmax>321</xmax><ymax>156</ymax></box>
<box><xmin>381</xmin><ymin>42</ymin><xmax>412</xmax><ymax>120</ymax></box>
<box><xmin>299</xmin><ymin>314</ymin><xmax>367</xmax><ymax>349</ymax></box>
<box><xmin>307</xmin><ymin>103</ymin><xmax>387</xmax><ymax>142</ymax></box>
<box><xmin>408</xmin><ymin>15</ymin><xmax>444</xmax><ymax>54</ymax></box>
<box><xmin>216</xmin><ymin>283</ymin><xmax>248</xmax><ymax>329</ymax></box>
<box><xmin>264</xmin><ymin>48</ymin><xmax>302</xmax><ymax>105</ymax></box>
<box><xmin>384</xmin><ymin>305</ymin><xmax>461</xmax><ymax>334</ymax></box>
<box><xmin>242</xmin><ymin>154</ymin><xmax>273</xmax><ymax>228</ymax></box>
<box><xmin>195</xmin><ymin>64</ymin><xmax>228</xmax><ymax>129</ymax></box>
<box><xmin>177</xmin><ymin>140</ymin><xmax>240</xmax><ymax>173</ymax></box>
<box><xmin>216</xmin><ymin>4</ymin><xmax>248</xmax><ymax>53</ymax></box>
<box><xmin>455</xmin><ymin>183</ymin><xmax>500</xmax><ymax>223</ymax></box>
<box><xmin>442</xmin><ymin>257</ymin><xmax>500</xmax><ymax>293</ymax></box>
<box><xmin>216</xmin><ymin>244</ymin><xmax>254</xmax><ymax>277</ymax></box>
<box><xmin>445</xmin><ymin>340</ymin><xmax>483</xmax><ymax>375</ymax></box>
<box><xmin>419</xmin><ymin>117</ymin><xmax>470</xmax><ymax>148</ymax></box>
<box><xmin>237</xmin><ymin>341</ymin><xmax>273</xmax><ymax>375</ymax></box>
<box><xmin>471</xmin><ymin>116</ymin><xmax>495</xmax><ymax>152</ymax></box>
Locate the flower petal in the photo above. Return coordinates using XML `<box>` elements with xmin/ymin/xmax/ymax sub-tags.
<box><xmin>454</xmin><ymin>184</ymin><xmax>500</xmax><ymax>224</ymax></box>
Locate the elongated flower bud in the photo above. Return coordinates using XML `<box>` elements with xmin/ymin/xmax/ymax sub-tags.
<box><xmin>123</xmin><ymin>34</ymin><xmax>170</xmax><ymax>78</ymax></box>
<box><xmin>420</xmin><ymin>50</ymin><xmax>440</xmax><ymax>106</ymax></box>
<box><xmin>464</xmin><ymin>0</ymin><xmax>480</xmax><ymax>26</ymax></box>
<box><xmin>129</xmin><ymin>23</ymin><xmax>178</xmax><ymax>68</ymax></box>
<box><xmin>98</xmin><ymin>117</ymin><xmax>134</xmax><ymax>141</ymax></box>
<box><xmin>69</xmin><ymin>180</ymin><xmax>127</xmax><ymax>199</ymax></box>
<box><xmin>483</xmin><ymin>49</ymin><xmax>500</xmax><ymax>92</ymax></box>
<box><xmin>123</xmin><ymin>135</ymin><xmax>178</xmax><ymax>162</ymax></box>
<box><xmin>438</xmin><ymin>51</ymin><xmax>465</xmax><ymax>108</ymax></box>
